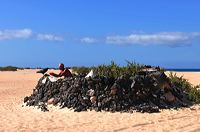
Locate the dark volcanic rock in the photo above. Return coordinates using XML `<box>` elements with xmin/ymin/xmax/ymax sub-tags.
<box><xmin>24</xmin><ymin>70</ymin><xmax>191</xmax><ymax>113</ymax></box>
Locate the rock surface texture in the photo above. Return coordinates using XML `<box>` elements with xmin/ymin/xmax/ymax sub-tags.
<box><xmin>24</xmin><ymin>70</ymin><xmax>191</xmax><ymax>113</ymax></box>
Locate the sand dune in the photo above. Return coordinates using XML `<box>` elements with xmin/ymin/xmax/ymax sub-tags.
<box><xmin>0</xmin><ymin>69</ymin><xmax>199</xmax><ymax>131</ymax></box>
<box><xmin>171</xmin><ymin>72</ymin><xmax>200</xmax><ymax>86</ymax></box>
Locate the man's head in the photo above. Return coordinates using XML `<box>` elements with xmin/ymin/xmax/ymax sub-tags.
<box><xmin>59</xmin><ymin>63</ymin><xmax>65</xmax><ymax>71</ymax></box>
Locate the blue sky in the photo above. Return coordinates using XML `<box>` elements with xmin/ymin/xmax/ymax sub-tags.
<box><xmin>0</xmin><ymin>0</ymin><xmax>200</xmax><ymax>68</ymax></box>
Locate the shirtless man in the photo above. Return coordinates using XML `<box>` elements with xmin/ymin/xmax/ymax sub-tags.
<box><xmin>49</xmin><ymin>63</ymin><xmax>72</xmax><ymax>77</ymax></box>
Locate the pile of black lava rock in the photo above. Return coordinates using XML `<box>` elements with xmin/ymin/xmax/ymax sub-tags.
<box><xmin>24</xmin><ymin>70</ymin><xmax>191</xmax><ymax>113</ymax></box>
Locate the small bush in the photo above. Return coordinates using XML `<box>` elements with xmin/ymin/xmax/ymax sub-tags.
<box><xmin>72</xmin><ymin>61</ymin><xmax>145</xmax><ymax>78</ymax></box>
<box><xmin>72</xmin><ymin>66</ymin><xmax>91</xmax><ymax>75</ymax></box>
<box><xmin>168</xmin><ymin>72</ymin><xmax>200</xmax><ymax>103</ymax></box>
<box><xmin>0</xmin><ymin>66</ymin><xmax>18</xmax><ymax>71</ymax></box>
<box><xmin>94</xmin><ymin>61</ymin><xmax>143</xmax><ymax>78</ymax></box>
<box><xmin>188</xmin><ymin>87</ymin><xmax>200</xmax><ymax>103</ymax></box>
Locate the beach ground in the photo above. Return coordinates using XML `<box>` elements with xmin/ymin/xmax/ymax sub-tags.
<box><xmin>0</xmin><ymin>69</ymin><xmax>199</xmax><ymax>132</ymax></box>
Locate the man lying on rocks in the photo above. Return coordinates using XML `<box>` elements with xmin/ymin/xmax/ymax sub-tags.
<box><xmin>49</xmin><ymin>63</ymin><xmax>72</xmax><ymax>78</ymax></box>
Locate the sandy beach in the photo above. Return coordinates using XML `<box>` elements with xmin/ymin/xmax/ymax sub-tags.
<box><xmin>0</xmin><ymin>69</ymin><xmax>199</xmax><ymax>132</ymax></box>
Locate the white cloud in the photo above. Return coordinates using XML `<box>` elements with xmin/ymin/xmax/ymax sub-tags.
<box><xmin>1</xmin><ymin>29</ymin><xmax>200</xmax><ymax>46</ymax></box>
<box><xmin>106</xmin><ymin>32</ymin><xmax>200</xmax><ymax>46</ymax></box>
<box><xmin>80</xmin><ymin>37</ymin><xmax>97</xmax><ymax>43</ymax></box>
<box><xmin>0</xmin><ymin>29</ymin><xmax>64</xmax><ymax>42</ymax></box>
<box><xmin>37</xmin><ymin>34</ymin><xmax>64</xmax><ymax>41</ymax></box>
<box><xmin>0</xmin><ymin>29</ymin><xmax>32</xmax><ymax>40</ymax></box>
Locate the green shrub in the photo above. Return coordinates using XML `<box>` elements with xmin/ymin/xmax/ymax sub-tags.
<box><xmin>168</xmin><ymin>72</ymin><xmax>200</xmax><ymax>103</ymax></box>
<box><xmin>72</xmin><ymin>66</ymin><xmax>91</xmax><ymax>75</ymax></box>
<box><xmin>0</xmin><ymin>66</ymin><xmax>18</xmax><ymax>71</ymax></box>
<box><xmin>188</xmin><ymin>87</ymin><xmax>200</xmax><ymax>103</ymax></box>
<box><xmin>94</xmin><ymin>61</ymin><xmax>122</xmax><ymax>78</ymax></box>
<box><xmin>72</xmin><ymin>61</ymin><xmax>144</xmax><ymax>78</ymax></box>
